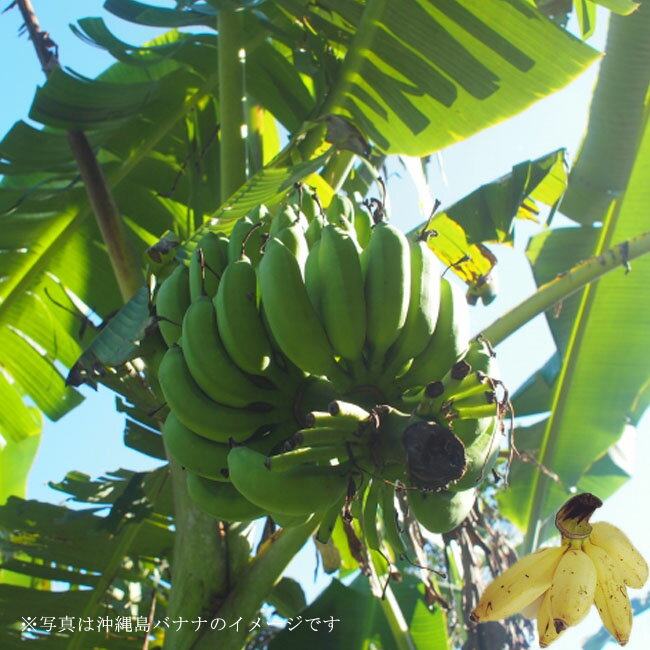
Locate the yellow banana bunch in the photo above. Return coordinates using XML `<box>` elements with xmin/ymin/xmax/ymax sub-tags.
<box><xmin>471</xmin><ymin>494</ymin><xmax>647</xmax><ymax>647</ymax></box>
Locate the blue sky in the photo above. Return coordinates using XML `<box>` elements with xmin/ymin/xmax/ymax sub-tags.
<box><xmin>1</xmin><ymin>2</ymin><xmax>648</xmax><ymax>648</ymax></box>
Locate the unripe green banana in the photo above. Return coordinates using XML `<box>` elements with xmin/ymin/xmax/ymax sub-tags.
<box><xmin>407</xmin><ymin>487</ymin><xmax>476</xmax><ymax>534</ymax></box>
<box><xmin>182</xmin><ymin>296</ymin><xmax>279</xmax><ymax>407</ymax></box>
<box><xmin>304</xmin><ymin>238</ymin><xmax>323</xmax><ymax>313</ymax></box>
<box><xmin>267</xmin><ymin>444</ymin><xmax>356</xmax><ymax>471</ymax></box>
<box><xmin>362</xmin><ymin>478</ymin><xmax>382</xmax><ymax>551</ymax></box>
<box><xmin>318</xmin><ymin>226</ymin><xmax>366</xmax><ymax>362</ymax></box>
<box><xmin>188</xmin><ymin>232</ymin><xmax>229</xmax><ymax>301</ymax></box>
<box><xmin>361</xmin><ymin>222</ymin><xmax>411</xmax><ymax>373</ymax></box>
<box><xmin>354</xmin><ymin>208</ymin><xmax>373</xmax><ymax>249</ymax></box>
<box><xmin>214</xmin><ymin>256</ymin><xmax>273</xmax><ymax>375</ymax></box>
<box><xmin>269</xmin><ymin>204</ymin><xmax>299</xmax><ymax>236</ymax></box>
<box><xmin>276</xmin><ymin>222</ymin><xmax>310</xmax><ymax>273</ymax></box>
<box><xmin>397</xmin><ymin>277</ymin><xmax>470</xmax><ymax>390</ymax></box>
<box><xmin>186</xmin><ymin>470</ymin><xmax>268</xmax><ymax>521</ymax></box>
<box><xmin>383</xmin><ymin>239</ymin><xmax>441</xmax><ymax>379</ymax></box>
<box><xmin>272</xmin><ymin>512</ymin><xmax>311</xmax><ymax>527</ymax></box>
<box><xmin>449</xmin><ymin>418</ymin><xmax>499</xmax><ymax>491</ymax></box>
<box><xmin>158</xmin><ymin>346</ymin><xmax>282</xmax><ymax>443</ymax></box>
<box><xmin>325</xmin><ymin>194</ymin><xmax>355</xmax><ymax>227</ymax></box>
<box><xmin>292</xmin><ymin>426</ymin><xmax>363</xmax><ymax>448</ymax></box>
<box><xmin>299</xmin><ymin>189</ymin><xmax>320</xmax><ymax>223</ymax></box>
<box><xmin>227</xmin><ymin>446</ymin><xmax>349</xmax><ymax>516</ymax></box>
<box><xmin>258</xmin><ymin>237</ymin><xmax>349</xmax><ymax>386</ymax></box>
<box><xmin>163</xmin><ymin>412</ymin><xmax>230</xmax><ymax>480</ymax></box>
<box><xmin>305</xmin><ymin>213</ymin><xmax>325</xmax><ymax>249</ymax></box>
<box><xmin>156</xmin><ymin>264</ymin><xmax>190</xmax><ymax>347</ymax></box>
<box><xmin>380</xmin><ymin>483</ymin><xmax>407</xmax><ymax>560</ymax></box>
<box><xmin>227</xmin><ymin>216</ymin><xmax>253</xmax><ymax>263</ymax></box>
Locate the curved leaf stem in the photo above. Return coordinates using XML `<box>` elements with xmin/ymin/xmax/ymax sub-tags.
<box><xmin>477</xmin><ymin>229</ymin><xmax>650</xmax><ymax>347</ymax></box>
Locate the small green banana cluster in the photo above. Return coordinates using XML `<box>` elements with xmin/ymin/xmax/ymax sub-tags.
<box><xmin>471</xmin><ymin>494</ymin><xmax>648</xmax><ymax>647</ymax></box>
<box><xmin>152</xmin><ymin>191</ymin><xmax>504</xmax><ymax>547</ymax></box>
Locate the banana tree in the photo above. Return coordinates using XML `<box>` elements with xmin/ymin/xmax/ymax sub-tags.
<box><xmin>0</xmin><ymin>0</ymin><xmax>648</xmax><ymax>649</ymax></box>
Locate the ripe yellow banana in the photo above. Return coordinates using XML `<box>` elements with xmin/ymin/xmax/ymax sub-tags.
<box><xmin>155</xmin><ymin>264</ymin><xmax>190</xmax><ymax>347</ymax></box>
<box><xmin>589</xmin><ymin>521</ymin><xmax>648</xmax><ymax>588</ymax></box>
<box><xmin>227</xmin><ymin>446</ymin><xmax>349</xmax><ymax>516</ymax></box>
<box><xmin>583</xmin><ymin>539</ymin><xmax>633</xmax><ymax>645</ymax></box>
<box><xmin>548</xmin><ymin>545</ymin><xmax>597</xmax><ymax>631</ymax></box>
<box><xmin>537</xmin><ymin>590</ymin><xmax>563</xmax><ymax>648</ymax></box>
<box><xmin>471</xmin><ymin>545</ymin><xmax>567</xmax><ymax>622</ymax></box>
<box><xmin>318</xmin><ymin>225</ymin><xmax>366</xmax><ymax>362</ymax></box>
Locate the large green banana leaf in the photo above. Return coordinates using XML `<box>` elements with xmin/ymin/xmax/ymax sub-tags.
<box><xmin>0</xmin><ymin>0</ymin><xmax>598</xmax><ymax>459</ymax></box>
<box><xmin>498</xmin><ymin>4</ymin><xmax>650</xmax><ymax>546</ymax></box>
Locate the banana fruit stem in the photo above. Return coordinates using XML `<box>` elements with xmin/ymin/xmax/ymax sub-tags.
<box><xmin>191</xmin><ymin>514</ymin><xmax>324</xmax><ymax>650</ymax></box>
<box><xmin>478</xmin><ymin>229</ymin><xmax>650</xmax><ymax>346</ymax></box>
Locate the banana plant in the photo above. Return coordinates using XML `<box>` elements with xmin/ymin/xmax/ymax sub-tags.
<box><xmin>0</xmin><ymin>1</ymin><xmax>648</xmax><ymax>649</ymax></box>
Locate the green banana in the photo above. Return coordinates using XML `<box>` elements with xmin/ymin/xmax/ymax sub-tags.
<box><xmin>380</xmin><ymin>483</ymin><xmax>408</xmax><ymax>560</ymax></box>
<box><xmin>186</xmin><ymin>471</ymin><xmax>268</xmax><ymax>521</ymax></box>
<box><xmin>449</xmin><ymin>418</ymin><xmax>500</xmax><ymax>491</ymax></box>
<box><xmin>397</xmin><ymin>277</ymin><xmax>470</xmax><ymax>390</ymax></box>
<box><xmin>353</xmin><ymin>208</ymin><xmax>373</xmax><ymax>249</ymax></box>
<box><xmin>361</xmin><ymin>222</ymin><xmax>411</xmax><ymax>373</ymax></box>
<box><xmin>407</xmin><ymin>488</ymin><xmax>477</xmax><ymax>534</ymax></box>
<box><xmin>227</xmin><ymin>216</ymin><xmax>254</xmax><ymax>263</ymax></box>
<box><xmin>318</xmin><ymin>226</ymin><xmax>366</xmax><ymax>362</ymax></box>
<box><xmin>158</xmin><ymin>345</ymin><xmax>282</xmax><ymax>443</ymax></box>
<box><xmin>258</xmin><ymin>237</ymin><xmax>349</xmax><ymax>386</ymax></box>
<box><xmin>326</xmin><ymin>194</ymin><xmax>355</xmax><ymax>227</ymax></box>
<box><xmin>305</xmin><ymin>213</ymin><xmax>325</xmax><ymax>249</ymax></box>
<box><xmin>292</xmin><ymin>426</ymin><xmax>363</xmax><ymax>448</ymax></box>
<box><xmin>362</xmin><ymin>479</ymin><xmax>382</xmax><ymax>551</ymax></box>
<box><xmin>299</xmin><ymin>189</ymin><xmax>320</xmax><ymax>223</ymax></box>
<box><xmin>214</xmin><ymin>256</ymin><xmax>274</xmax><ymax>376</ymax></box>
<box><xmin>163</xmin><ymin>412</ymin><xmax>230</xmax><ymax>480</ymax></box>
<box><xmin>266</xmin><ymin>444</ymin><xmax>353</xmax><ymax>471</ymax></box>
<box><xmin>383</xmin><ymin>239</ymin><xmax>441</xmax><ymax>379</ymax></box>
<box><xmin>156</xmin><ymin>264</ymin><xmax>190</xmax><ymax>347</ymax></box>
<box><xmin>269</xmin><ymin>204</ymin><xmax>299</xmax><ymax>236</ymax></box>
<box><xmin>188</xmin><ymin>232</ymin><xmax>229</xmax><ymax>301</ymax></box>
<box><xmin>182</xmin><ymin>295</ymin><xmax>279</xmax><ymax>407</ymax></box>
<box><xmin>276</xmin><ymin>222</ymin><xmax>310</xmax><ymax>272</ymax></box>
<box><xmin>227</xmin><ymin>446</ymin><xmax>350</xmax><ymax>516</ymax></box>
<box><xmin>304</xmin><ymin>238</ymin><xmax>323</xmax><ymax>314</ymax></box>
